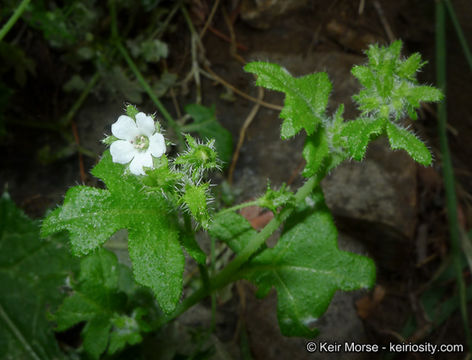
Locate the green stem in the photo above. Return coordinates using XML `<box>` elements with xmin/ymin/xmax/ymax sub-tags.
<box><xmin>436</xmin><ymin>0</ymin><xmax>472</xmax><ymax>350</ymax></box>
<box><xmin>115</xmin><ymin>43</ymin><xmax>183</xmax><ymax>140</ymax></box>
<box><xmin>0</xmin><ymin>304</ymin><xmax>40</xmax><ymax>360</ymax></box>
<box><xmin>217</xmin><ymin>199</ymin><xmax>261</xmax><ymax>216</ymax></box>
<box><xmin>108</xmin><ymin>0</ymin><xmax>183</xmax><ymax>144</ymax></box>
<box><xmin>444</xmin><ymin>0</ymin><xmax>472</xmax><ymax>72</ymax></box>
<box><xmin>150</xmin><ymin>0</ymin><xmax>182</xmax><ymax>39</ymax></box>
<box><xmin>156</xmin><ymin>175</ymin><xmax>319</xmax><ymax>327</ymax></box>
<box><xmin>0</xmin><ymin>0</ymin><xmax>31</xmax><ymax>42</ymax></box>
<box><xmin>61</xmin><ymin>71</ymin><xmax>101</xmax><ymax>126</ymax></box>
<box><xmin>210</xmin><ymin>235</ymin><xmax>216</xmax><ymax>332</ymax></box>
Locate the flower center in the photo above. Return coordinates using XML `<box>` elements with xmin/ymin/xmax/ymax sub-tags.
<box><xmin>132</xmin><ymin>135</ymin><xmax>150</xmax><ymax>151</ymax></box>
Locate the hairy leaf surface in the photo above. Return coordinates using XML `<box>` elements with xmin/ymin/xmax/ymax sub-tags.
<box><xmin>242</xmin><ymin>192</ymin><xmax>376</xmax><ymax>337</ymax></box>
<box><xmin>42</xmin><ymin>151</ymin><xmax>185</xmax><ymax>313</ymax></box>
<box><xmin>54</xmin><ymin>248</ymin><xmax>150</xmax><ymax>359</ymax></box>
<box><xmin>0</xmin><ymin>193</ymin><xmax>78</xmax><ymax>360</ymax></box>
<box><xmin>302</xmin><ymin>128</ymin><xmax>330</xmax><ymax>177</ymax></box>
<box><xmin>244</xmin><ymin>62</ymin><xmax>332</xmax><ymax>139</ymax></box>
<box><xmin>210</xmin><ymin>212</ymin><xmax>256</xmax><ymax>253</ymax></box>
<box><xmin>386</xmin><ymin>122</ymin><xmax>432</xmax><ymax>166</ymax></box>
<box><xmin>352</xmin><ymin>40</ymin><xmax>443</xmax><ymax>121</ymax></box>
<box><xmin>342</xmin><ymin>118</ymin><xmax>385</xmax><ymax>161</ymax></box>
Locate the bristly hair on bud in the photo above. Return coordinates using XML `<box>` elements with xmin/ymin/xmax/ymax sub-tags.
<box><xmin>174</xmin><ymin>134</ymin><xmax>222</xmax><ymax>182</ymax></box>
<box><xmin>179</xmin><ymin>182</ymin><xmax>213</xmax><ymax>229</ymax></box>
<box><xmin>258</xmin><ymin>181</ymin><xmax>295</xmax><ymax>214</ymax></box>
<box><xmin>125</xmin><ymin>104</ymin><xmax>140</xmax><ymax>119</ymax></box>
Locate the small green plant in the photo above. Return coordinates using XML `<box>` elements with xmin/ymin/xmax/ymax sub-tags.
<box><xmin>41</xmin><ymin>41</ymin><xmax>443</xmax><ymax>357</ymax></box>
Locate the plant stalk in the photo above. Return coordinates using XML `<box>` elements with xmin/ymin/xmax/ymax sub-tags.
<box><xmin>436</xmin><ymin>0</ymin><xmax>472</xmax><ymax>349</ymax></box>
<box><xmin>444</xmin><ymin>0</ymin><xmax>472</xmax><ymax>72</ymax></box>
<box><xmin>155</xmin><ymin>175</ymin><xmax>319</xmax><ymax>327</ymax></box>
<box><xmin>108</xmin><ymin>0</ymin><xmax>183</xmax><ymax>144</ymax></box>
<box><xmin>0</xmin><ymin>0</ymin><xmax>31</xmax><ymax>42</ymax></box>
<box><xmin>61</xmin><ymin>71</ymin><xmax>101</xmax><ymax>126</ymax></box>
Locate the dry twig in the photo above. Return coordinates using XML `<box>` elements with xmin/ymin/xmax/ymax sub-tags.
<box><xmin>228</xmin><ymin>87</ymin><xmax>264</xmax><ymax>184</ymax></box>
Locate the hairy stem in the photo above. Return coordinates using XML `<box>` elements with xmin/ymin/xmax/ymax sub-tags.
<box><xmin>156</xmin><ymin>175</ymin><xmax>319</xmax><ymax>327</ymax></box>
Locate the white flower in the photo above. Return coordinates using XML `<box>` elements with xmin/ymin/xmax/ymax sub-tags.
<box><xmin>110</xmin><ymin>112</ymin><xmax>166</xmax><ymax>175</ymax></box>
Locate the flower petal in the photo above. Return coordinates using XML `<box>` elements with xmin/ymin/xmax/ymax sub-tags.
<box><xmin>149</xmin><ymin>133</ymin><xmax>166</xmax><ymax>158</ymax></box>
<box><xmin>129</xmin><ymin>151</ymin><xmax>153</xmax><ymax>175</ymax></box>
<box><xmin>112</xmin><ymin>115</ymin><xmax>138</xmax><ymax>140</ymax></box>
<box><xmin>110</xmin><ymin>140</ymin><xmax>136</xmax><ymax>164</ymax></box>
<box><xmin>136</xmin><ymin>112</ymin><xmax>155</xmax><ymax>137</ymax></box>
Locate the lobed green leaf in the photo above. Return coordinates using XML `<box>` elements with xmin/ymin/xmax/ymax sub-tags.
<box><xmin>41</xmin><ymin>187</ymin><xmax>117</xmax><ymax>255</ymax></box>
<box><xmin>353</xmin><ymin>40</ymin><xmax>443</xmax><ymax>123</ymax></box>
<box><xmin>210</xmin><ymin>212</ymin><xmax>256</xmax><ymax>253</ymax></box>
<box><xmin>128</xmin><ymin>223</ymin><xmax>184</xmax><ymax>313</ymax></box>
<box><xmin>386</xmin><ymin>122</ymin><xmax>432</xmax><ymax>166</ymax></box>
<box><xmin>397</xmin><ymin>52</ymin><xmax>425</xmax><ymax>80</ymax></box>
<box><xmin>54</xmin><ymin>248</ymin><xmax>151</xmax><ymax>358</ymax></box>
<box><xmin>42</xmin><ymin>152</ymin><xmax>187</xmax><ymax>313</ymax></box>
<box><xmin>0</xmin><ymin>193</ymin><xmax>78</xmax><ymax>360</ymax></box>
<box><xmin>302</xmin><ymin>128</ymin><xmax>330</xmax><ymax>177</ymax></box>
<box><xmin>242</xmin><ymin>191</ymin><xmax>376</xmax><ymax>337</ymax></box>
<box><xmin>342</xmin><ymin>118</ymin><xmax>385</xmax><ymax>161</ymax></box>
<box><xmin>244</xmin><ymin>62</ymin><xmax>332</xmax><ymax>139</ymax></box>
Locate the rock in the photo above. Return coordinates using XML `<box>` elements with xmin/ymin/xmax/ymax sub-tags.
<box><xmin>322</xmin><ymin>137</ymin><xmax>417</xmax><ymax>270</ymax></box>
<box><xmin>241</xmin><ymin>0</ymin><xmax>309</xmax><ymax>29</ymax></box>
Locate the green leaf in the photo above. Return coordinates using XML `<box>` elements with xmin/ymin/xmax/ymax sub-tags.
<box><xmin>180</xmin><ymin>225</ymin><xmax>207</xmax><ymax>265</ymax></box>
<box><xmin>128</xmin><ymin>38</ymin><xmax>168</xmax><ymax>63</ymax></box>
<box><xmin>41</xmin><ymin>186</ymin><xmax>119</xmax><ymax>255</ymax></box>
<box><xmin>54</xmin><ymin>291</ymin><xmax>100</xmax><ymax>331</ymax></box>
<box><xmin>104</xmin><ymin>66</ymin><xmax>143</xmax><ymax>104</ymax></box>
<box><xmin>54</xmin><ymin>248</ymin><xmax>150</xmax><ymax>358</ymax></box>
<box><xmin>183</xmin><ymin>104</ymin><xmax>233</xmax><ymax>165</ymax></box>
<box><xmin>341</xmin><ymin>118</ymin><xmax>385</xmax><ymax>161</ymax></box>
<box><xmin>0</xmin><ymin>193</ymin><xmax>78</xmax><ymax>360</ymax></box>
<box><xmin>82</xmin><ymin>316</ymin><xmax>112</xmax><ymax>360</ymax></box>
<box><xmin>405</xmin><ymin>85</ymin><xmax>444</xmax><ymax>108</ymax></box>
<box><xmin>42</xmin><ymin>152</ymin><xmax>185</xmax><ymax>313</ymax></box>
<box><xmin>242</xmin><ymin>191</ymin><xmax>376</xmax><ymax>337</ymax></box>
<box><xmin>210</xmin><ymin>212</ymin><xmax>256</xmax><ymax>253</ymax></box>
<box><xmin>54</xmin><ymin>249</ymin><xmax>123</xmax><ymax>330</ymax></box>
<box><xmin>79</xmin><ymin>247</ymin><xmax>119</xmax><ymax>289</ymax></box>
<box><xmin>397</xmin><ymin>53</ymin><xmax>425</xmax><ymax>80</ymax></box>
<box><xmin>353</xmin><ymin>41</ymin><xmax>443</xmax><ymax>122</ymax></box>
<box><xmin>108</xmin><ymin>309</ymin><xmax>150</xmax><ymax>355</ymax></box>
<box><xmin>302</xmin><ymin>128</ymin><xmax>330</xmax><ymax>177</ymax></box>
<box><xmin>244</xmin><ymin>62</ymin><xmax>332</xmax><ymax>139</ymax></box>
<box><xmin>385</xmin><ymin>122</ymin><xmax>432</xmax><ymax>166</ymax></box>
<box><xmin>128</xmin><ymin>223</ymin><xmax>183</xmax><ymax>313</ymax></box>
<box><xmin>143</xmin><ymin>155</ymin><xmax>184</xmax><ymax>196</ymax></box>
<box><xmin>153</xmin><ymin>72</ymin><xmax>178</xmax><ymax>97</ymax></box>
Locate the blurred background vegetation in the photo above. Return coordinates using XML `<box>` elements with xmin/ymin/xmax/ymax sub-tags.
<box><xmin>1</xmin><ymin>0</ymin><xmax>472</xmax><ymax>359</ymax></box>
